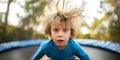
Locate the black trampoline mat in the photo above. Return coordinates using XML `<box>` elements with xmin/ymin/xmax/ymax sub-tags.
<box><xmin>0</xmin><ymin>46</ymin><xmax>120</xmax><ymax>60</ymax></box>
<box><xmin>82</xmin><ymin>46</ymin><xmax>120</xmax><ymax>60</ymax></box>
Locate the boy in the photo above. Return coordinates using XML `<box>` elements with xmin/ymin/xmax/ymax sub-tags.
<box><xmin>32</xmin><ymin>0</ymin><xmax>90</xmax><ymax>60</ymax></box>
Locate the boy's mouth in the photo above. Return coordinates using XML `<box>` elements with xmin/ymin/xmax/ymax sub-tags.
<box><xmin>57</xmin><ymin>40</ymin><xmax>64</xmax><ymax>42</ymax></box>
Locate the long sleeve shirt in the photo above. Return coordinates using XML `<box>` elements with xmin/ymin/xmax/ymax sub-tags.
<box><xmin>32</xmin><ymin>39</ymin><xmax>90</xmax><ymax>60</ymax></box>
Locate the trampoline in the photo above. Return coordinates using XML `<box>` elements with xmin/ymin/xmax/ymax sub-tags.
<box><xmin>0</xmin><ymin>39</ymin><xmax>120</xmax><ymax>60</ymax></box>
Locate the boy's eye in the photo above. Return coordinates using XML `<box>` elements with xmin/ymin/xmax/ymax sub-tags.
<box><xmin>53</xmin><ymin>29</ymin><xmax>59</xmax><ymax>32</ymax></box>
<box><xmin>63</xmin><ymin>29</ymin><xmax>68</xmax><ymax>32</ymax></box>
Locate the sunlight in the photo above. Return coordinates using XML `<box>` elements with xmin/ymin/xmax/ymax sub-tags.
<box><xmin>81</xmin><ymin>27</ymin><xmax>89</xmax><ymax>34</ymax></box>
<box><xmin>0</xmin><ymin>0</ymin><xmax>103</xmax><ymax>29</ymax></box>
<box><xmin>83</xmin><ymin>0</ymin><xmax>105</xmax><ymax>26</ymax></box>
<box><xmin>0</xmin><ymin>4</ymin><xmax>7</xmax><ymax>12</ymax></box>
<box><xmin>8</xmin><ymin>2</ymin><xmax>25</xmax><ymax>26</ymax></box>
<box><xmin>0</xmin><ymin>0</ymin><xmax>25</xmax><ymax>26</ymax></box>
<box><xmin>37</xmin><ymin>25</ymin><xmax>43</xmax><ymax>32</ymax></box>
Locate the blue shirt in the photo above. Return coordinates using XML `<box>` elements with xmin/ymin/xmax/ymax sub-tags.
<box><xmin>32</xmin><ymin>39</ymin><xmax>90</xmax><ymax>60</ymax></box>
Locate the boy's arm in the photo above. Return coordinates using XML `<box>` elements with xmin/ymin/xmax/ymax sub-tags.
<box><xmin>75</xmin><ymin>43</ymin><xmax>91</xmax><ymax>60</ymax></box>
<box><xmin>32</xmin><ymin>44</ymin><xmax>45</xmax><ymax>60</ymax></box>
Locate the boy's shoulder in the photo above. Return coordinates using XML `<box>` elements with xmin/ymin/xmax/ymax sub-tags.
<box><xmin>69</xmin><ymin>39</ymin><xmax>81</xmax><ymax>48</ymax></box>
<box><xmin>41</xmin><ymin>40</ymin><xmax>53</xmax><ymax>49</ymax></box>
<box><xmin>69</xmin><ymin>39</ymin><xmax>78</xmax><ymax>45</ymax></box>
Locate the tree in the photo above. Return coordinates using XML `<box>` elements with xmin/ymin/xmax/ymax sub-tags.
<box><xmin>18</xmin><ymin>0</ymin><xmax>47</xmax><ymax>39</ymax></box>
<box><xmin>1</xmin><ymin>0</ymin><xmax>12</xmax><ymax>42</ymax></box>
<box><xmin>107</xmin><ymin>0</ymin><xmax>120</xmax><ymax>42</ymax></box>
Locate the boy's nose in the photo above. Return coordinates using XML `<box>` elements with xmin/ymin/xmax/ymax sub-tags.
<box><xmin>58</xmin><ymin>31</ymin><xmax>64</xmax><ymax>37</ymax></box>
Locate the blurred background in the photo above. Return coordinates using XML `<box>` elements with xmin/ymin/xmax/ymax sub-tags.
<box><xmin>0</xmin><ymin>0</ymin><xmax>120</xmax><ymax>43</ymax></box>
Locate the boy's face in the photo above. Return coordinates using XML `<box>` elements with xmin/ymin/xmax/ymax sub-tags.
<box><xmin>51</xmin><ymin>22</ymin><xmax>71</xmax><ymax>49</ymax></box>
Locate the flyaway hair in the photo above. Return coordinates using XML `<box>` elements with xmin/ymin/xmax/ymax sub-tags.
<box><xmin>39</xmin><ymin>0</ymin><xmax>84</xmax><ymax>38</ymax></box>
<box><xmin>40</xmin><ymin>0</ymin><xmax>83</xmax><ymax>22</ymax></box>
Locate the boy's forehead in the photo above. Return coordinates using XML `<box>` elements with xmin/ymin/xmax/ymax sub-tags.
<box><xmin>51</xmin><ymin>21</ymin><xmax>70</xmax><ymax>27</ymax></box>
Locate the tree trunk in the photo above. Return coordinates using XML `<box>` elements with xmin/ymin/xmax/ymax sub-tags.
<box><xmin>2</xmin><ymin>0</ymin><xmax>12</xmax><ymax>42</ymax></box>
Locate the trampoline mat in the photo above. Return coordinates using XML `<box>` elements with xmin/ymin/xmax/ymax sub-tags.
<box><xmin>0</xmin><ymin>45</ymin><xmax>119</xmax><ymax>60</ymax></box>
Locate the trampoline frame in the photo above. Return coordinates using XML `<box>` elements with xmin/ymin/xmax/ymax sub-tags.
<box><xmin>0</xmin><ymin>39</ymin><xmax>120</xmax><ymax>53</ymax></box>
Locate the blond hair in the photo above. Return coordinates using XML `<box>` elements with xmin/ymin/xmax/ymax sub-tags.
<box><xmin>39</xmin><ymin>0</ymin><xmax>83</xmax><ymax>39</ymax></box>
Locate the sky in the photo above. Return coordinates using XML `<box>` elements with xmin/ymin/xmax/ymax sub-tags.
<box><xmin>0</xmin><ymin>0</ymin><xmax>104</xmax><ymax>34</ymax></box>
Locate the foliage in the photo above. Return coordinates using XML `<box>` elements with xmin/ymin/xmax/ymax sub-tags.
<box><xmin>77</xmin><ymin>0</ymin><xmax>120</xmax><ymax>42</ymax></box>
<box><xmin>107</xmin><ymin>0</ymin><xmax>120</xmax><ymax>42</ymax></box>
<box><xmin>0</xmin><ymin>0</ymin><xmax>120</xmax><ymax>43</ymax></box>
<box><xmin>18</xmin><ymin>0</ymin><xmax>47</xmax><ymax>39</ymax></box>
<box><xmin>0</xmin><ymin>24</ymin><xmax>47</xmax><ymax>43</ymax></box>
<box><xmin>0</xmin><ymin>0</ymin><xmax>48</xmax><ymax>43</ymax></box>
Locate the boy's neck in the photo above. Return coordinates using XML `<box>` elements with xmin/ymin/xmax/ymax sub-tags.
<box><xmin>57</xmin><ymin>46</ymin><xmax>66</xmax><ymax>50</ymax></box>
